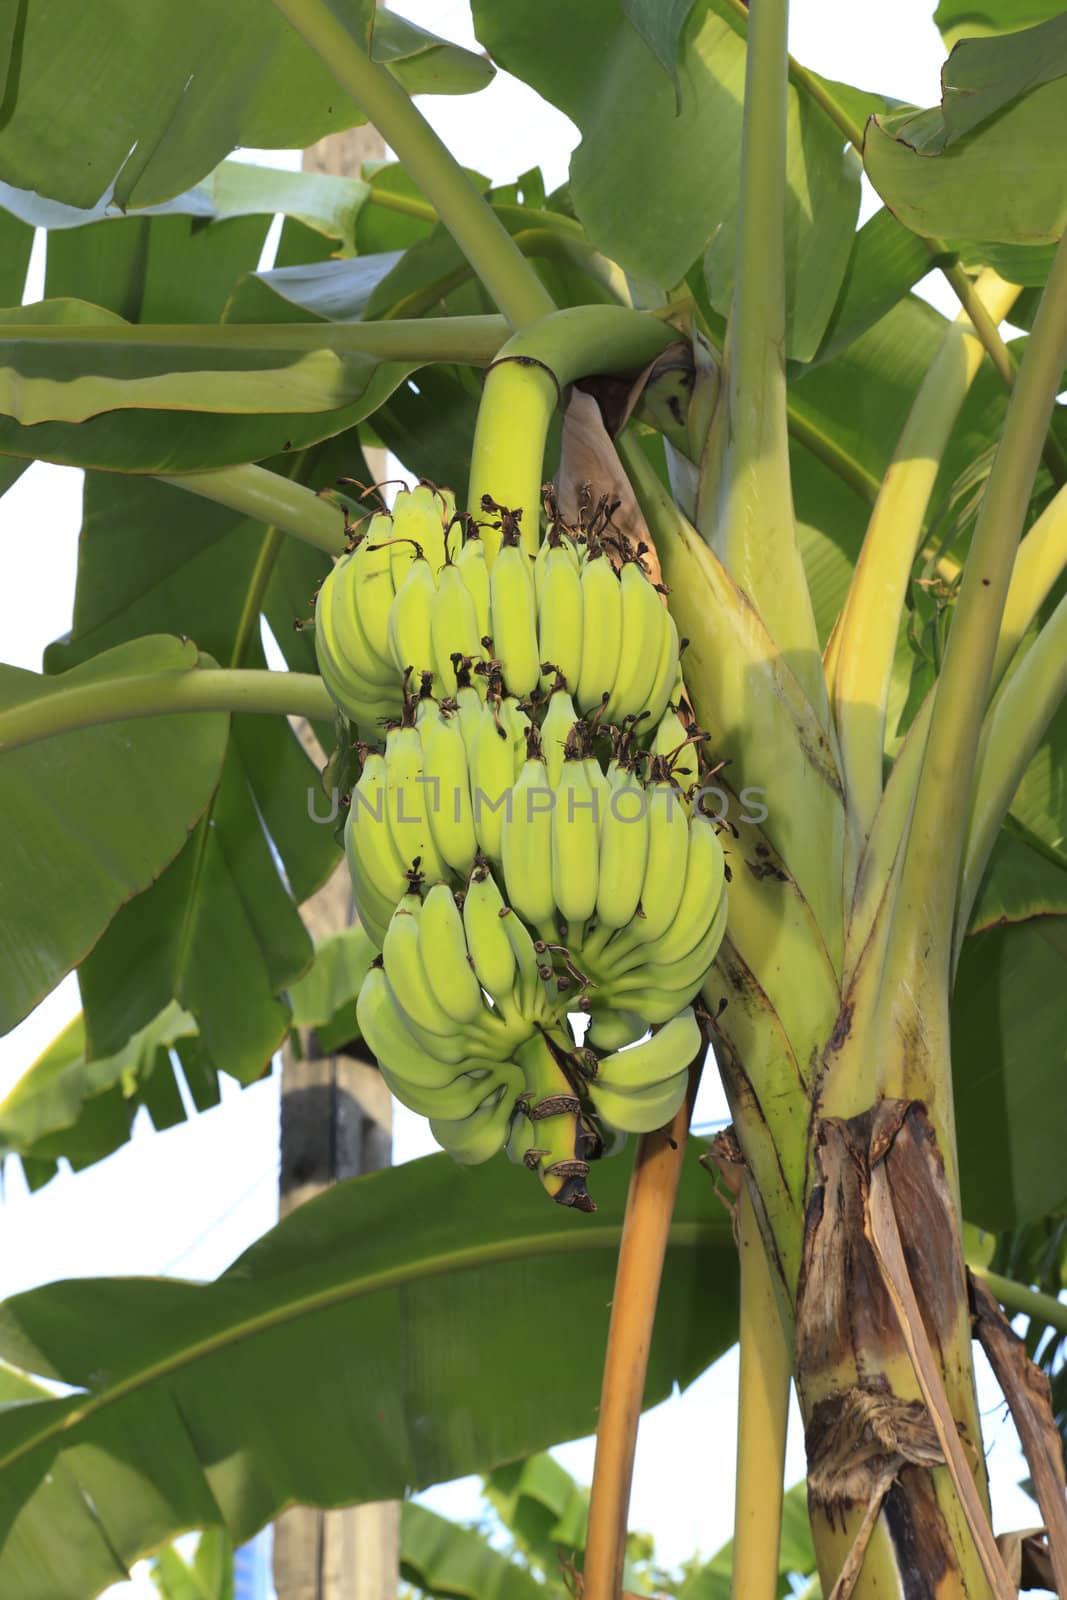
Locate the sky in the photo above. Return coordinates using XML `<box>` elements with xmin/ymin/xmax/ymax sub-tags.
<box><xmin>0</xmin><ymin>1</ymin><xmax>1051</xmax><ymax>1595</ymax></box>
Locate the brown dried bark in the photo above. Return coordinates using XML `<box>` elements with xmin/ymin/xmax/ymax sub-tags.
<box><xmin>795</xmin><ymin>1102</ymin><xmax>1007</xmax><ymax>1600</ymax></box>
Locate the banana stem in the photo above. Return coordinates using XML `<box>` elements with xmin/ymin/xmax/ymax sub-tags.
<box><xmin>159</xmin><ymin>464</ymin><xmax>348</xmax><ymax>556</ymax></box>
<box><xmin>0</xmin><ymin>315</ymin><xmax>508</xmax><ymax>358</ymax></box>
<box><xmin>832</xmin><ymin>272</ymin><xmax>1020</xmax><ymax>842</ymax></box>
<box><xmin>583</xmin><ymin>1062</ymin><xmax>703</xmax><ymax>1600</ymax></box>
<box><xmin>230</xmin><ymin>526</ymin><xmax>286</xmax><ymax>668</ymax></box>
<box><xmin>365</xmin><ymin>187</ymin><xmax>437</xmax><ymax>223</ymax></box>
<box><xmin>878</xmin><ymin>227</ymin><xmax>1067</xmax><ymax>1087</ymax></box>
<box><xmin>269</xmin><ymin>0</ymin><xmax>555</xmax><ymax>329</ymax></box>
<box><xmin>0</xmin><ymin>669</ymin><xmax>333</xmax><ymax>753</ymax></box>
<box><xmin>957</xmin><ymin>589</ymin><xmax>1067</xmax><ymax>947</ymax></box>
<box><xmin>731</xmin><ymin>1181</ymin><xmax>791</xmax><ymax>1600</ymax></box>
<box><xmin>707</xmin><ymin>0</ymin><xmax>827</xmax><ymax>721</ymax></box>
<box><xmin>382</xmin><ymin>228</ymin><xmax>630</xmax><ymax>321</ymax></box>
<box><xmin>942</xmin><ymin>264</ymin><xmax>1067</xmax><ymax>487</ymax></box>
<box><xmin>467</xmin><ymin>306</ymin><xmax>676</xmax><ymax>560</ymax></box>
<box><xmin>847</xmin><ymin>478</ymin><xmax>1067</xmax><ymax>967</ymax></box>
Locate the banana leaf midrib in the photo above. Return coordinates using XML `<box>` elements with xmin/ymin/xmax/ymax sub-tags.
<box><xmin>0</xmin><ymin>1216</ymin><xmax>731</xmax><ymax>1474</ymax></box>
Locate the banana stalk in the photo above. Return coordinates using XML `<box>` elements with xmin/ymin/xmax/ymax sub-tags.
<box><xmin>583</xmin><ymin>1063</ymin><xmax>702</xmax><ymax>1600</ymax></box>
<box><xmin>467</xmin><ymin>307</ymin><xmax>676</xmax><ymax>561</ymax></box>
<box><xmin>159</xmin><ymin>464</ymin><xmax>348</xmax><ymax>556</ymax></box>
<box><xmin>270</xmin><ymin>0</ymin><xmax>554</xmax><ymax>330</ymax></box>
<box><xmin>696</xmin><ymin>0</ymin><xmax>826</xmax><ymax>725</ymax></box>
<box><xmin>731</xmin><ymin>1182</ymin><xmax>791</xmax><ymax>1600</ymax></box>
<box><xmin>0</xmin><ymin>667</ymin><xmax>333</xmax><ymax>753</ymax></box>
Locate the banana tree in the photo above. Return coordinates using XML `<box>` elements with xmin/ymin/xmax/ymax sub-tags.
<box><xmin>0</xmin><ymin>1</ymin><xmax>1066</xmax><ymax>1598</ymax></box>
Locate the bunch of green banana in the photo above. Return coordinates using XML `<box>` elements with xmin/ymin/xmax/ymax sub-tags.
<box><xmin>317</xmin><ymin>480</ymin><xmax>680</xmax><ymax>740</ymax></box>
<box><xmin>355</xmin><ymin>875</ymin><xmax>561</xmax><ymax>1164</ymax></box>
<box><xmin>330</xmin><ymin>481</ymin><xmax>731</xmax><ymax>1208</ymax></box>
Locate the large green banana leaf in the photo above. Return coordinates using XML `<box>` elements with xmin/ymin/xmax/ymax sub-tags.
<box><xmin>0</xmin><ymin>3</ymin><xmax>491</xmax><ymax>211</ymax></box>
<box><xmin>2</xmin><ymin>158</ymin><xmax>367</xmax><ymax>251</ymax></box>
<box><xmin>0</xmin><ymin>301</ymin><xmax>421</xmax><ymax>473</ymax></box>
<box><xmin>0</xmin><ymin>928</ymin><xmax>372</xmax><ymax>1191</ymax></box>
<box><xmin>0</xmin><ymin>637</ymin><xmax>227</xmax><ymax>1034</ymax></box>
<box><xmin>934</xmin><ymin>0</ymin><xmax>1066</xmax><ymax>42</ymax></box>
<box><xmin>0</xmin><ymin>1148</ymin><xmax>737</xmax><ymax>1600</ymax></box>
<box><xmin>50</xmin><ymin>457</ymin><xmax>338</xmax><ymax>1083</ymax></box>
<box><xmin>865</xmin><ymin>15</ymin><xmax>1067</xmax><ymax>242</ymax></box>
<box><xmin>0</xmin><ymin>1004</ymin><xmax>201</xmax><ymax>1192</ymax></box>
<box><xmin>400</xmin><ymin>1501</ymin><xmax>546</xmax><ymax>1600</ymax></box>
<box><xmin>472</xmin><ymin>0</ymin><xmax>860</xmax><ymax>360</ymax></box>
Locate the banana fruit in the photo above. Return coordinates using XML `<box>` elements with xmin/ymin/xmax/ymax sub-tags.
<box><xmin>326</xmin><ymin>480</ymin><xmax>729</xmax><ymax>1207</ymax></box>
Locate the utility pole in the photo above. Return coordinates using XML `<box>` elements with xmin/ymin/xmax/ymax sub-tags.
<box><xmin>272</xmin><ymin>121</ymin><xmax>399</xmax><ymax>1600</ymax></box>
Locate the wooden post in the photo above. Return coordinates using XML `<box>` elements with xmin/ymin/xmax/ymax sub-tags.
<box><xmin>272</xmin><ymin>120</ymin><xmax>400</xmax><ymax>1600</ymax></box>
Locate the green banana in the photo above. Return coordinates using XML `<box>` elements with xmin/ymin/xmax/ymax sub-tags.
<box><xmin>595</xmin><ymin>760</ymin><xmax>649</xmax><ymax>929</ymax></box>
<box><xmin>586</xmin><ymin>1010</ymin><xmax>648</xmax><ymax>1051</ymax></box>
<box><xmin>391</xmin><ymin>483</ymin><xmax>451</xmax><ymax>574</ymax></box>
<box><xmin>417</xmin><ymin>883</ymin><xmax>486</xmax><ymax>1026</ymax></box>
<box><xmin>501</xmin><ymin>739</ymin><xmax>557</xmax><ymax>930</ymax></box>
<box><xmin>502</xmin><ymin>904</ymin><xmax>551</xmax><ymax>1020</ymax></box>
<box><xmin>343</xmin><ymin>840</ymin><xmax>394</xmax><ymax>950</ymax></box>
<box><xmin>489</xmin><ymin>529</ymin><xmax>541</xmax><ymax>696</ymax></box>
<box><xmin>469</xmin><ymin>696</ymin><xmax>526</xmax><ymax>862</ymax></box>
<box><xmin>589</xmin><ymin>1006</ymin><xmax>703</xmax><ymax>1091</ymax></box>
<box><xmin>610</xmin><ymin>810</ymin><xmax>724</xmax><ymax>962</ymax></box>
<box><xmin>357</xmin><ymin>514</ymin><xmax>399</xmax><ymax>662</ymax></box>
<box><xmin>421</xmin><ymin>710</ymin><xmax>479</xmax><ymax>877</ymax></box>
<box><xmin>604</xmin><ymin>558</ymin><xmax>670</xmax><ymax>724</ymax></box>
<box><xmin>637</xmin><ymin>814</ymin><xmax>725</xmax><ymax>965</ymax></box>
<box><xmin>633</xmin><ymin>775</ymin><xmax>690</xmax><ymax>941</ymax></box>
<box><xmin>537</xmin><ymin>530</ymin><xmax>584</xmax><ymax>690</ymax></box>
<box><xmin>587</xmin><ymin>1066</ymin><xmax>690</xmax><ymax>1135</ymax></box>
<box><xmin>357</xmin><ymin>964</ymin><xmax>468</xmax><ymax>1084</ymax></box>
<box><xmin>540</xmin><ymin>680</ymin><xmax>578</xmax><ymax>787</ymax></box>
<box><xmin>575</xmin><ymin>549</ymin><xmax>621</xmax><ymax>716</ymax></box>
<box><xmin>431</xmin><ymin>560</ymin><xmax>482</xmax><ymax>696</ymax></box>
<box><xmin>347</xmin><ymin>751</ymin><xmax>409</xmax><ymax>905</ymax></box>
<box><xmin>431</xmin><ymin>1082</ymin><xmax>519</xmax><ymax>1165</ymax></box>
<box><xmin>463</xmin><ymin>864</ymin><xmax>517</xmax><ymax>1001</ymax></box>
<box><xmin>382</xmin><ymin>894</ymin><xmax>472</xmax><ymax>1040</ymax></box>
<box><xmin>456</xmin><ymin>532</ymin><xmax>492</xmax><ymax>641</ymax></box>
<box><xmin>381</xmin><ymin>1060</ymin><xmax>523</xmax><ymax>1122</ymax></box>
<box><xmin>455</xmin><ymin>678</ymin><xmax>485</xmax><ymax>753</ymax></box>
<box><xmin>387</xmin><ymin>553</ymin><xmax>437</xmax><ymax>680</ymax></box>
<box><xmin>343</xmin><ymin>857</ymin><xmax>395</xmax><ymax>953</ymax></box>
<box><xmin>551</xmin><ymin>732</ymin><xmax>600</xmax><ymax>926</ymax></box>
<box><xmin>643</xmin><ymin>604</ymin><xmax>683</xmax><ymax>730</ymax></box>
<box><xmin>609</xmin><ymin>892</ymin><xmax>729</xmax><ymax>1001</ymax></box>
<box><xmin>384</xmin><ymin>721</ymin><xmax>449</xmax><ymax>884</ymax></box>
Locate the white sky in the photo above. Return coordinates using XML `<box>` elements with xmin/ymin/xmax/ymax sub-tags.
<box><xmin>0</xmin><ymin>1</ymin><xmax>1049</xmax><ymax>1595</ymax></box>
